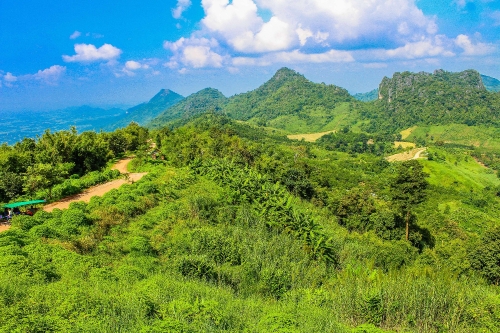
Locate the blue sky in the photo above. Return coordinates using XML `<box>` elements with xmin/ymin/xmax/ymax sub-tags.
<box><xmin>1</xmin><ymin>0</ymin><xmax>499</xmax><ymax>111</ymax></box>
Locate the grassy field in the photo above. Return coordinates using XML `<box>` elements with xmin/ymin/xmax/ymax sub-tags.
<box><xmin>260</xmin><ymin>102</ymin><xmax>359</xmax><ymax>134</ymax></box>
<box><xmin>421</xmin><ymin>148</ymin><xmax>500</xmax><ymax>191</ymax></box>
<box><xmin>404</xmin><ymin>124</ymin><xmax>500</xmax><ymax>150</ymax></box>
<box><xmin>394</xmin><ymin>141</ymin><xmax>416</xmax><ymax>149</ymax></box>
<box><xmin>287</xmin><ymin>130</ymin><xmax>335</xmax><ymax>142</ymax></box>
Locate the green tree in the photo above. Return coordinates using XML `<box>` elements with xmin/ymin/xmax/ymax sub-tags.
<box><xmin>469</xmin><ymin>227</ymin><xmax>500</xmax><ymax>285</ymax></box>
<box><xmin>389</xmin><ymin>160</ymin><xmax>428</xmax><ymax>241</ymax></box>
<box><xmin>23</xmin><ymin>163</ymin><xmax>73</xmax><ymax>199</ymax></box>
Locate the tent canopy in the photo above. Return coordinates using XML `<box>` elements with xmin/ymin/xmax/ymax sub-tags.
<box><xmin>3</xmin><ymin>200</ymin><xmax>46</xmax><ymax>209</ymax></box>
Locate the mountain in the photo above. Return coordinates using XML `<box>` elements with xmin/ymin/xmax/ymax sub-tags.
<box><xmin>353</xmin><ymin>89</ymin><xmax>378</xmax><ymax>102</ymax></box>
<box><xmin>365</xmin><ymin>69</ymin><xmax>500</xmax><ymax>131</ymax></box>
<box><xmin>481</xmin><ymin>74</ymin><xmax>500</xmax><ymax>92</ymax></box>
<box><xmin>109</xmin><ymin>89</ymin><xmax>184</xmax><ymax>130</ymax></box>
<box><xmin>222</xmin><ymin>67</ymin><xmax>358</xmax><ymax>133</ymax></box>
<box><xmin>148</xmin><ymin>88</ymin><xmax>227</xmax><ymax>128</ymax></box>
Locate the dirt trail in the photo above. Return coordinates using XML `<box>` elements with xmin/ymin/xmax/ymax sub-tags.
<box><xmin>386</xmin><ymin>148</ymin><xmax>427</xmax><ymax>162</ymax></box>
<box><xmin>43</xmin><ymin>158</ymin><xmax>147</xmax><ymax>212</ymax></box>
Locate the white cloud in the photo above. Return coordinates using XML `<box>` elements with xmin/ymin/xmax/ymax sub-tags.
<box><xmin>4</xmin><ymin>72</ymin><xmax>17</xmax><ymax>82</ymax></box>
<box><xmin>62</xmin><ymin>44</ymin><xmax>122</xmax><ymax>63</ymax></box>
<box><xmin>70</xmin><ymin>31</ymin><xmax>81</xmax><ymax>39</ymax></box>
<box><xmin>454</xmin><ymin>34</ymin><xmax>496</xmax><ymax>56</ymax></box>
<box><xmin>385</xmin><ymin>36</ymin><xmax>455</xmax><ymax>59</ymax></box>
<box><xmin>172</xmin><ymin>0</ymin><xmax>192</xmax><ymax>19</ymax></box>
<box><xmin>199</xmin><ymin>0</ymin><xmax>438</xmax><ymax>53</ymax></box>
<box><xmin>164</xmin><ymin>37</ymin><xmax>225</xmax><ymax>68</ymax></box>
<box><xmin>125</xmin><ymin>60</ymin><xmax>150</xmax><ymax>70</ymax></box>
<box><xmin>233</xmin><ymin>49</ymin><xmax>353</xmax><ymax>66</ymax></box>
<box><xmin>32</xmin><ymin>65</ymin><xmax>66</xmax><ymax>83</ymax></box>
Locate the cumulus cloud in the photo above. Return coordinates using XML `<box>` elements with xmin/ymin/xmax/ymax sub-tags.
<box><xmin>4</xmin><ymin>72</ymin><xmax>18</xmax><ymax>82</ymax></box>
<box><xmin>32</xmin><ymin>65</ymin><xmax>66</xmax><ymax>83</ymax></box>
<box><xmin>163</xmin><ymin>0</ymin><xmax>495</xmax><ymax>69</ymax></box>
<box><xmin>385</xmin><ymin>36</ymin><xmax>455</xmax><ymax>59</ymax></box>
<box><xmin>125</xmin><ymin>60</ymin><xmax>150</xmax><ymax>70</ymax></box>
<box><xmin>233</xmin><ymin>49</ymin><xmax>354</xmax><ymax>66</ymax></box>
<box><xmin>172</xmin><ymin>0</ymin><xmax>192</xmax><ymax>19</ymax></box>
<box><xmin>454</xmin><ymin>34</ymin><xmax>495</xmax><ymax>56</ymax></box>
<box><xmin>200</xmin><ymin>0</ymin><xmax>437</xmax><ymax>53</ymax></box>
<box><xmin>164</xmin><ymin>37</ymin><xmax>225</xmax><ymax>68</ymax></box>
<box><xmin>70</xmin><ymin>31</ymin><xmax>81</xmax><ymax>39</ymax></box>
<box><xmin>62</xmin><ymin>43</ymin><xmax>122</xmax><ymax>63</ymax></box>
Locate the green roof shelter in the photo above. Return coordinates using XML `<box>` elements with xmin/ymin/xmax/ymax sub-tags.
<box><xmin>2</xmin><ymin>200</ymin><xmax>46</xmax><ymax>209</ymax></box>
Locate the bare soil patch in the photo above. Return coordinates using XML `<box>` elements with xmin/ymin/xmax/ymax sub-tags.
<box><xmin>0</xmin><ymin>224</ymin><xmax>10</xmax><ymax>233</ymax></box>
<box><xmin>287</xmin><ymin>130</ymin><xmax>335</xmax><ymax>142</ymax></box>
<box><xmin>386</xmin><ymin>148</ymin><xmax>427</xmax><ymax>162</ymax></box>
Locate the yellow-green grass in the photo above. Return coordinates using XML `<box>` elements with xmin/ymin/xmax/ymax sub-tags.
<box><xmin>421</xmin><ymin>149</ymin><xmax>500</xmax><ymax>191</ymax></box>
<box><xmin>400</xmin><ymin>126</ymin><xmax>417</xmax><ymax>140</ymax></box>
<box><xmin>287</xmin><ymin>130</ymin><xmax>335</xmax><ymax>142</ymax></box>
<box><xmin>265</xmin><ymin>103</ymin><xmax>358</xmax><ymax>134</ymax></box>
<box><xmin>404</xmin><ymin>124</ymin><xmax>500</xmax><ymax>151</ymax></box>
<box><xmin>394</xmin><ymin>141</ymin><xmax>416</xmax><ymax>149</ymax></box>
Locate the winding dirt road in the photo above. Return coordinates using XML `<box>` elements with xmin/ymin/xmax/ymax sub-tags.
<box><xmin>43</xmin><ymin>158</ymin><xmax>147</xmax><ymax>212</ymax></box>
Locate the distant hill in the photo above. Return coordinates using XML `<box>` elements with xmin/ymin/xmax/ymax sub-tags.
<box><xmin>109</xmin><ymin>89</ymin><xmax>184</xmax><ymax>130</ymax></box>
<box><xmin>365</xmin><ymin>69</ymin><xmax>500</xmax><ymax>131</ymax></box>
<box><xmin>353</xmin><ymin>89</ymin><xmax>378</xmax><ymax>102</ymax></box>
<box><xmin>148</xmin><ymin>88</ymin><xmax>227</xmax><ymax>128</ymax></box>
<box><xmin>222</xmin><ymin>67</ymin><xmax>358</xmax><ymax>133</ymax></box>
<box><xmin>481</xmin><ymin>74</ymin><xmax>500</xmax><ymax>92</ymax></box>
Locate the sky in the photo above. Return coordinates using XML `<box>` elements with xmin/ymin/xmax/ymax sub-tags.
<box><xmin>1</xmin><ymin>0</ymin><xmax>499</xmax><ymax>111</ymax></box>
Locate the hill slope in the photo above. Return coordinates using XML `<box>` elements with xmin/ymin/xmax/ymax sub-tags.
<box><xmin>148</xmin><ymin>88</ymin><xmax>227</xmax><ymax>128</ymax></box>
<box><xmin>223</xmin><ymin>67</ymin><xmax>359</xmax><ymax>133</ymax></box>
<box><xmin>481</xmin><ymin>74</ymin><xmax>500</xmax><ymax>92</ymax></box>
<box><xmin>109</xmin><ymin>89</ymin><xmax>184</xmax><ymax>129</ymax></box>
<box><xmin>365</xmin><ymin>69</ymin><xmax>500</xmax><ymax>131</ymax></box>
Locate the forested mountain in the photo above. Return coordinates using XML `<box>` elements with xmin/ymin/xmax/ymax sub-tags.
<box><xmin>109</xmin><ymin>89</ymin><xmax>184</xmax><ymax>129</ymax></box>
<box><xmin>482</xmin><ymin>74</ymin><xmax>500</xmax><ymax>92</ymax></box>
<box><xmin>363</xmin><ymin>69</ymin><xmax>500</xmax><ymax>132</ymax></box>
<box><xmin>223</xmin><ymin>67</ymin><xmax>358</xmax><ymax>132</ymax></box>
<box><xmin>353</xmin><ymin>88</ymin><xmax>378</xmax><ymax>102</ymax></box>
<box><xmin>148</xmin><ymin>88</ymin><xmax>228</xmax><ymax>128</ymax></box>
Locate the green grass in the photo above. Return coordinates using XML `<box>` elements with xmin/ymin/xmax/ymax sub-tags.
<box><xmin>406</xmin><ymin>124</ymin><xmax>500</xmax><ymax>151</ymax></box>
<box><xmin>421</xmin><ymin>148</ymin><xmax>500</xmax><ymax>191</ymax></box>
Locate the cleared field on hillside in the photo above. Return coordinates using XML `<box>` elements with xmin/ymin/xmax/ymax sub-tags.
<box><xmin>386</xmin><ymin>148</ymin><xmax>426</xmax><ymax>162</ymax></box>
<box><xmin>403</xmin><ymin>124</ymin><xmax>500</xmax><ymax>150</ymax></box>
<box><xmin>394</xmin><ymin>141</ymin><xmax>416</xmax><ymax>149</ymax></box>
<box><xmin>287</xmin><ymin>130</ymin><xmax>335</xmax><ymax>142</ymax></box>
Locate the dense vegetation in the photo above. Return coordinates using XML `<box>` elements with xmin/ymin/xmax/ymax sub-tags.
<box><xmin>364</xmin><ymin>70</ymin><xmax>500</xmax><ymax>132</ymax></box>
<box><xmin>1</xmin><ymin>68</ymin><xmax>500</xmax><ymax>332</ymax></box>
<box><xmin>0</xmin><ymin>123</ymin><xmax>147</xmax><ymax>203</ymax></box>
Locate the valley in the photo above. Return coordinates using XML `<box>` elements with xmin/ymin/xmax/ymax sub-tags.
<box><xmin>0</xmin><ymin>67</ymin><xmax>500</xmax><ymax>332</ymax></box>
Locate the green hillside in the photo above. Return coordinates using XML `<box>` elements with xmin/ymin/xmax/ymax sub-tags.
<box><xmin>109</xmin><ymin>89</ymin><xmax>184</xmax><ymax>129</ymax></box>
<box><xmin>223</xmin><ymin>67</ymin><xmax>359</xmax><ymax>133</ymax></box>
<box><xmin>1</xmin><ymin>108</ymin><xmax>500</xmax><ymax>331</ymax></box>
<box><xmin>149</xmin><ymin>88</ymin><xmax>227</xmax><ymax>128</ymax></box>
<box><xmin>353</xmin><ymin>88</ymin><xmax>378</xmax><ymax>102</ymax></box>
<box><xmin>364</xmin><ymin>69</ymin><xmax>500</xmax><ymax>132</ymax></box>
<box><xmin>481</xmin><ymin>74</ymin><xmax>500</xmax><ymax>92</ymax></box>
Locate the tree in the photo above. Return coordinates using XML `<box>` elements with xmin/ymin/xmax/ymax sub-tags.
<box><xmin>389</xmin><ymin>160</ymin><xmax>428</xmax><ymax>241</ymax></box>
<box><xmin>23</xmin><ymin>163</ymin><xmax>73</xmax><ymax>199</ymax></box>
<box><xmin>469</xmin><ymin>226</ymin><xmax>500</xmax><ymax>285</ymax></box>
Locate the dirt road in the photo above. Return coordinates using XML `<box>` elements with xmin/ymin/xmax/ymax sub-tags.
<box><xmin>43</xmin><ymin>158</ymin><xmax>147</xmax><ymax>212</ymax></box>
